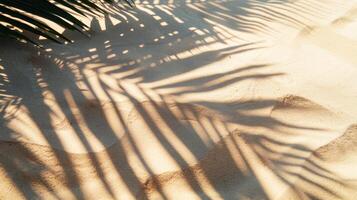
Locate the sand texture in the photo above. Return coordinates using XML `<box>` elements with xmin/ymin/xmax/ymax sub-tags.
<box><xmin>1</xmin><ymin>0</ymin><xmax>357</xmax><ymax>199</ymax></box>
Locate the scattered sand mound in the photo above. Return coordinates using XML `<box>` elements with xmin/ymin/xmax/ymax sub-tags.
<box><xmin>332</xmin><ymin>7</ymin><xmax>357</xmax><ymax>28</ymax></box>
<box><xmin>0</xmin><ymin>139</ymin><xmax>145</xmax><ymax>200</ymax></box>
<box><xmin>271</xmin><ymin>95</ymin><xmax>342</xmax><ymax>129</ymax></box>
<box><xmin>141</xmin><ymin>130</ymin><xmax>267</xmax><ymax>200</ymax></box>
<box><xmin>272</xmin><ymin>95</ymin><xmax>330</xmax><ymax>112</ymax></box>
<box><xmin>314</xmin><ymin>124</ymin><xmax>357</xmax><ymax>162</ymax></box>
<box><xmin>277</xmin><ymin>124</ymin><xmax>357</xmax><ymax>200</ymax></box>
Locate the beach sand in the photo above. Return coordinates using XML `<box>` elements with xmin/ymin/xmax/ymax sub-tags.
<box><xmin>0</xmin><ymin>0</ymin><xmax>357</xmax><ymax>199</ymax></box>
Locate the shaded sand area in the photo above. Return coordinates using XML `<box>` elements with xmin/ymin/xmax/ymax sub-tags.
<box><xmin>1</xmin><ymin>0</ymin><xmax>357</xmax><ymax>199</ymax></box>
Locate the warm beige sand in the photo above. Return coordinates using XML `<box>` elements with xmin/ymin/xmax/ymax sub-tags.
<box><xmin>1</xmin><ymin>0</ymin><xmax>357</xmax><ymax>199</ymax></box>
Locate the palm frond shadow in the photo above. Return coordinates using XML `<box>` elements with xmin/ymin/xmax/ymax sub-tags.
<box><xmin>0</xmin><ymin>0</ymin><xmax>353</xmax><ymax>199</ymax></box>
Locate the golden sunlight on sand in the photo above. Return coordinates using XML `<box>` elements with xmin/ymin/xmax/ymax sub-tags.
<box><xmin>0</xmin><ymin>0</ymin><xmax>357</xmax><ymax>199</ymax></box>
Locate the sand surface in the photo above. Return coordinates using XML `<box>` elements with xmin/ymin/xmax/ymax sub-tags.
<box><xmin>1</xmin><ymin>0</ymin><xmax>357</xmax><ymax>199</ymax></box>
